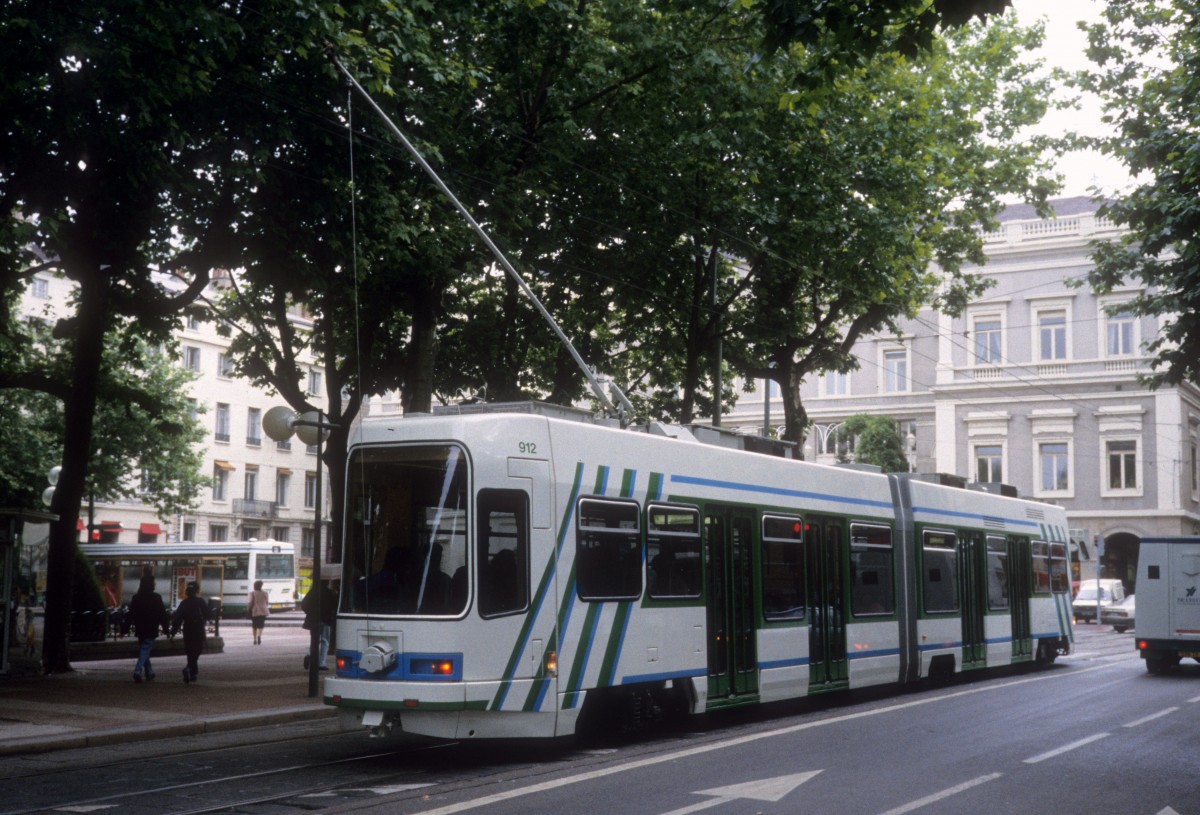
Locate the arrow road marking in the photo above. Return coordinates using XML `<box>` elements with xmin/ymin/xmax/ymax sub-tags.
<box><xmin>658</xmin><ymin>772</ymin><xmax>823</xmax><ymax>815</ymax></box>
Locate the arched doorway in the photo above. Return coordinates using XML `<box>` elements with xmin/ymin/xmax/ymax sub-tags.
<box><xmin>1100</xmin><ymin>531</ymin><xmax>1139</xmax><ymax>593</ymax></box>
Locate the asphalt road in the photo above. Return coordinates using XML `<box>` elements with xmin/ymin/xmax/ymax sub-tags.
<box><xmin>2</xmin><ymin>625</ymin><xmax>1194</xmax><ymax>815</ymax></box>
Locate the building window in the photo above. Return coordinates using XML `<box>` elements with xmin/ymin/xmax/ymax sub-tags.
<box><xmin>301</xmin><ymin>527</ymin><xmax>315</xmax><ymax>558</ymax></box>
<box><xmin>271</xmin><ymin>526</ymin><xmax>289</xmax><ymax>542</ymax></box>
<box><xmin>209</xmin><ymin>523</ymin><xmax>228</xmax><ymax>543</ymax></box>
<box><xmin>244</xmin><ymin>468</ymin><xmax>258</xmax><ymax>501</ymax></box>
<box><xmin>218</xmin><ymin>353</ymin><xmax>235</xmax><ymax>378</ymax></box>
<box><xmin>1105</xmin><ymin>306</ymin><xmax>1135</xmax><ymax>357</ymax></box>
<box><xmin>1105</xmin><ymin>439</ymin><xmax>1139</xmax><ymax>492</ymax></box>
<box><xmin>182</xmin><ymin>522</ymin><xmax>196</xmax><ymax>541</ymax></box>
<box><xmin>975</xmin><ymin>444</ymin><xmax>1002</xmax><ymax>483</ymax></box>
<box><xmin>241</xmin><ymin>524</ymin><xmax>261</xmax><ymax>541</ymax></box>
<box><xmin>186</xmin><ymin>310</ymin><xmax>201</xmax><ymax>330</ymax></box>
<box><xmin>1192</xmin><ymin>439</ymin><xmax>1199</xmax><ymax>501</ymax></box>
<box><xmin>246</xmin><ymin>407</ymin><xmax>262</xmax><ymax>446</ymax></box>
<box><xmin>1038</xmin><ymin>310</ymin><xmax>1067</xmax><ymax>361</ymax></box>
<box><xmin>307</xmin><ymin>369</ymin><xmax>322</xmax><ymax>396</ymax></box>
<box><xmin>304</xmin><ymin>472</ymin><xmax>317</xmax><ymax>509</ymax></box>
<box><xmin>31</xmin><ymin>277</ymin><xmax>50</xmax><ymax>299</ymax></box>
<box><xmin>822</xmin><ymin>370</ymin><xmax>848</xmax><ymax>396</ymax></box>
<box><xmin>973</xmin><ymin>317</ymin><xmax>1002</xmax><ymax>364</ymax></box>
<box><xmin>215</xmin><ymin>403</ymin><xmax>230</xmax><ymax>442</ymax></box>
<box><xmin>1038</xmin><ymin>441</ymin><xmax>1070</xmax><ymax>493</ymax></box>
<box><xmin>212</xmin><ymin>466</ymin><xmax>228</xmax><ymax>501</ymax></box>
<box><xmin>275</xmin><ymin>472</ymin><xmax>290</xmax><ymax>507</ymax></box>
<box><xmin>184</xmin><ymin>345</ymin><xmax>201</xmax><ymax>372</ymax></box>
<box><xmin>883</xmin><ymin>348</ymin><xmax>908</xmax><ymax>393</ymax></box>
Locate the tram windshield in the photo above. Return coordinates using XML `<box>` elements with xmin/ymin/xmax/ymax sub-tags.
<box><xmin>344</xmin><ymin>444</ymin><xmax>469</xmax><ymax>615</ymax></box>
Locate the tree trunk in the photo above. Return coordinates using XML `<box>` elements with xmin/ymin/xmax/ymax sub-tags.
<box><xmin>42</xmin><ymin>269</ymin><xmax>108</xmax><ymax>673</ymax></box>
<box><xmin>777</xmin><ymin>367</ymin><xmax>810</xmax><ymax>454</ymax></box>
<box><xmin>402</xmin><ymin>281</ymin><xmax>442</xmax><ymax>415</ymax></box>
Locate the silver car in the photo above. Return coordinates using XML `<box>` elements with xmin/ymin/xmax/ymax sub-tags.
<box><xmin>1101</xmin><ymin>594</ymin><xmax>1136</xmax><ymax>633</ymax></box>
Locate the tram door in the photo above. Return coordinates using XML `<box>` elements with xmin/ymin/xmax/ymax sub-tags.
<box><xmin>807</xmin><ymin>516</ymin><xmax>848</xmax><ymax>690</ymax></box>
<box><xmin>1008</xmin><ymin>536</ymin><xmax>1033</xmax><ymax>660</ymax></box>
<box><xmin>958</xmin><ymin>533</ymin><xmax>987</xmax><ymax>669</ymax></box>
<box><xmin>704</xmin><ymin>506</ymin><xmax>757</xmax><ymax>701</ymax></box>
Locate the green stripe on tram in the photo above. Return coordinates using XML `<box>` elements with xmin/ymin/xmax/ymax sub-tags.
<box><xmin>491</xmin><ymin>461</ymin><xmax>585</xmax><ymax>711</ymax></box>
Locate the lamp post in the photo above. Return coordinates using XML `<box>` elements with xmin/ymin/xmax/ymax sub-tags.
<box><xmin>262</xmin><ymin>405</ymin><xmax>336</xmax><ymax>698</ymax></box>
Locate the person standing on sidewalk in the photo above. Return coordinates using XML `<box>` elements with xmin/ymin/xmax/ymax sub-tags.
<box><xmin>127</xmin><ymin>574</ymin><xmax>169</xmax><ymax>683</ymax></box>
<box><xmin>247</xmin><ymin>580</ymin><xmax>269</xmax><ymax>645</ymax></box>
<box><xmin>301</xmin><ymin>577</ymin><xmax>338</xmax><ymax>670</ymax></box>
<box><xmin>171</xmin><ymin>582</ymin><xmax>211</xmax><ymax>684</ymax></box>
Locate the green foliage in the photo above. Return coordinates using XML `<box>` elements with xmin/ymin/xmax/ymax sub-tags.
<box><xmin>1074</xmin><ymin>0</ymin><xmax>1200</xmax><ymax>387</ymax></box>
<box><xmin>835</xmin><ymin>414</ymin><xmax>912</xmax><ymax>473</ymax></box>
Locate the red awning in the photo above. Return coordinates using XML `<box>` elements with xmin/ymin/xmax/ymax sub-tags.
<box><xmin>139</xmin><ymin>523</ymin><xmax>162</xmax><ymax>535</ymax></box>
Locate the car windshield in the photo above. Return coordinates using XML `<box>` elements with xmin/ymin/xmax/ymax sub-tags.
<box><xmin>1076</xmin><ymin>587</ymin><xmax>1111</xmax><ymax>601</ymax></box>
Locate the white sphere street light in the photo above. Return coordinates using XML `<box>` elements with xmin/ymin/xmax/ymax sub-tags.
<box><xmin>262</xmin><ymin>405</ymin><xmax>336</xmax><ymax>698</ymax></box>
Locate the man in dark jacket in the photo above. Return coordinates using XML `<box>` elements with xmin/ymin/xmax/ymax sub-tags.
<box><xmin>127</xmin><ymin>574</ymin><xmax>169</xmax><ymax>683</ymax></box>
<box><xmin>171</xmin><ymin>582</ymin><xmax>211</xmax><ymax>684</ymax></box>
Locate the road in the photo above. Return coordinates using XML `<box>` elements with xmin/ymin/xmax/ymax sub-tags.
<box><xmin>2</xmin><ymin>625</ymin><xmax>1196</xmax><ymax>815</ymax></box>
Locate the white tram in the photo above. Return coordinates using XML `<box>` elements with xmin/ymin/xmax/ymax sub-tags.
<box><xmin>324</xmin><ymin>404</ymin><xmax>1072</xmax><ymax>740</ymax></box>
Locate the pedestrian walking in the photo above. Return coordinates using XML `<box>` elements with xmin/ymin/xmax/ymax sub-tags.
<box><xmin>301</xmin><ymin>574</ymin><xmax>338</xmax><ymax>671</ymax></box>
<box><xmin>126</xmin><ymin>574</ymin><xmax>169</xmax><ymax>683</ymax></box>
<box><xmin>170</xmin><ymin>582</ymin><xmax>212</xmax><ymax>684</ymax></box>
<box><xmin>247</xmin><ymin>580</ymin><xmax>269</xmax><ymax>645</ymax></box>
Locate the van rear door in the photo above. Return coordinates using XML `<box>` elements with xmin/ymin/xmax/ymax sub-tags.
<box><xmin>1169</xmin><ymin>548</ymin><xmax>1200</xmax><ymax>644</ymax></box>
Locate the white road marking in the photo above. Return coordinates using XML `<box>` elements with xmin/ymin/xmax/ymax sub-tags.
<box><xmin>1187</xmin><ymin>695</ymin><xmax>1200</xmax><ymax>704</ymax></box>
<box><xmin>656</xmin><ymin>772</ymin><xmax>821</xmax><ymax>815</ymax></box>
<box><xmin>1023</xmin><ymin>732</ymin><xmax>1110</xmax><ymax>764</ymax></box>
<box><xmin>876</xmin><ymin>773</ymin><xmax>1003</xmax><ymax>815</ymax></box>
<box><xmin>1123</xmin><ymin>707</ymin><xmax>1178</xmax><ymax>728</ymax></box>
<box><xmin>413</xmin><ymin>666</ymin><xmax>1112</xmax><ymax>815</ymax></box>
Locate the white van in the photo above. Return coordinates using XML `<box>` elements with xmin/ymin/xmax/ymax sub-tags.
<box><xmin>1072</xmin><ymin>578</ymin><xmax>1126</xmax><ymax>623</ymax></box>
<box><xmin>1134</xmin><ymin>537</ymin><xmax>1200</xmax><ymax>674</ymax></box>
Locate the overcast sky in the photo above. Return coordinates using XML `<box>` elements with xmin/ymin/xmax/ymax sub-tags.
<box><xmin>1009</xmin><ymin>0</ymin><xmax>1134</xmax><ymax>198</ymax></box>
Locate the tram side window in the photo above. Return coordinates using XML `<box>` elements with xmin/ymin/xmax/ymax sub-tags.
<box><xmin>986</xmin><ymin>536</ymin><xmax>1009</xmax><ymax>610</ymax></box>
<box><xmin>850</xmin><ymin>523</ymin><xmax>894</xmax><ymax>616</ymax></box>
<box><xmin>1048</xmin><ymin>542</ymin><xmax>1069</xmax><ymax>593</ymax></box>
<box><xmin>646</xmin><ymin>504</ymin><xmax>701</xmax><ymax>600</ymax></box>
<box><xmin>761</xmin><ymin>514</ymin><xmax>804</xmax><ymax>621</ymax></box>
<box><xmin>577</xmin><ymin>498</ymin><xmax>641</xmax><ymax>601</ymax></box>
<box><xmin>922</xmin><ymin>531</ymin><xmax>959</xmax><ymax>613</ymax></box>
<box><xmin>476</xmin><ymin>489</ymin><xmax>529</xmax><ymax>618</ymax></box>
<box><xmin>225</xmin><ymin>555</ymin><xmax>250</xmax><ymax>581</ymax></box>
<box><xmin>1031</xmin><ymin>541</ymin><xmax>1051</xmax><ymax>594</ymax></box>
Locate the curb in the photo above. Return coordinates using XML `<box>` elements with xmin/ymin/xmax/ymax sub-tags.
<box><xmin>0</xmin><ymin>703</ymin><xmax>335</xmax><ymax>757</ymax></box>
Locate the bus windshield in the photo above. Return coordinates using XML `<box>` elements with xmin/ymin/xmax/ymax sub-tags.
<box><xmin>344</xmin><ymin>444</ymin><xmax>468</xmax><ymax>615</ymax></box>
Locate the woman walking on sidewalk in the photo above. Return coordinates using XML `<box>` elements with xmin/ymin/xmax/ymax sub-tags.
<box><xmin>247</xmin><ymin>580</ymin><xmax>269</xmax><ymax>645</ymax></box>
<box><xmin>171</xmin><ymin>582</ymin><xmax>211</xmax><ymax>684</ymax></box>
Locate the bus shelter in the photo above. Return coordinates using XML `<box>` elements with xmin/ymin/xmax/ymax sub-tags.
<box><xmin>0</xmin><ymin>509</ymin><xmax>56</xmax><ymax>674</ymax></box>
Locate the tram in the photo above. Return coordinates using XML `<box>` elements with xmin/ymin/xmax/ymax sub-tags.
<box><xmin>81</xmin><ymin>541</ymin><xmax>297</xmax><ymax>616</ymax></box>
<box><xmin>324</xmin><ymin>403</ymin><xmax>1072</xmax><ymax>740</ymax></box>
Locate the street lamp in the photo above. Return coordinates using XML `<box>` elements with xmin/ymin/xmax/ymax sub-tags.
<box><xmin>262</xmin><ymin>405</ymin><xmax>336</xmax><ymax>698</ymax></box>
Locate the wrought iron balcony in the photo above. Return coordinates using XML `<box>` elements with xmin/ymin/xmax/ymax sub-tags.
<box><xmin>233</xmin><ymin>498</ymin><xmax>278</xmax><ymax>519</ymax></box>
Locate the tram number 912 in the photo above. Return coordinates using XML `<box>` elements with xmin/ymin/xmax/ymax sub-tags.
<box><xmin>518</xmin><ymin>441</ymin><xmax>538</xmax><ymax>455</ymax></box>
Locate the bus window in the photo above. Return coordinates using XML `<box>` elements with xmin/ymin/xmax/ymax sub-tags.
<box><xmin>922</xmin><ymin>530</ymin><xmax>958</xmax><ymax>613</ymax></box>
<box><xmin>850</xmin><ymin>523</ymin><xmax>894</xmax><ymax>616</ymax></box>
<box><xmin>986</xmin><ymin>536</ymin><xmax>1009</xmax><ymax>610</ymax></box>
<box><xmin>1049</xmin><ymin>541</ymin><xmax>1069</xmax><ymax>593</ymax></box>
<box><xmin>761</xmin><ymin>514</ymin><xmax>804</xmax><ymax>620</ymax></box>
<box><xmin>576</xmin><ymin>498</ymin><xmax>641</xmax><ymax>601</ymax></box>
<box><xmin>646</xmin><ymin>504</ymin><xmax>701</xmax><ymax>600</ymax></box>
<box><xmin>343</xmin><ymin>444</ymin><xmax>469</xmax><ymax>615</ymax></box>
<box><xmin>477</xmin><ymin>489</ymin><xmax>529</xmax><ymax>617</ymax></box>
<box><xmin>1031</xmin><ymin>540</ymin><xmax>1051</xmax><ymax>594</ymax></box>
<box><xmin>255</xmin><ymin>552</ymin><xmax>294</xmax><ymax>579</ymax></box>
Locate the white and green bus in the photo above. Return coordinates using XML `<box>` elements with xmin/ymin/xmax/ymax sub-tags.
<box><xmin>80</xmin><ymin>541</ymin><xmax>296</xmax><ymax>617</ymax></box>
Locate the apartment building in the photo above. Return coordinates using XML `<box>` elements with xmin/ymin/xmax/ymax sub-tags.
<box><xmin>18</xmin><ymin>270</ymin><xmax>330</xmax><ymax>566</ymax></box>
<box><xmin>727</xmin><ymin>197</ymin><xmax>1200</xmax><ymax>590</ymax></box>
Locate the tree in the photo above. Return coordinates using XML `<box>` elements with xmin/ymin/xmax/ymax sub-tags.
<box><xmin>835</xmin><ymin>414</ymin><xmax>911</xmax><ymax>473</ymax></box>
<box><xmin>0</xmin><ymin>1</ymin><xmax>344</xmax><ymax>672</ymax></box>
<box><xmin>731</xmin><ymin>16</ymin><xmax>1058</xmax><ymax>445</ymax></box>
<box><xmin>1076</xmin><ymin>0</ymin><xmax>1200</xmax><ymax>387</ymax></box>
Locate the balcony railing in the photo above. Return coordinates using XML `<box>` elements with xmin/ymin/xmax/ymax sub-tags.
<box><xmin>233</xmin><ymin>498</ymin><xmax>278</xmax><ymax>519</ymax></box>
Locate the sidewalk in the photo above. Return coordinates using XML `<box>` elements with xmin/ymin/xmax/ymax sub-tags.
<box><xmin>0</xmin><ymin>615</ymin><xmax>334</xmax><ymax>756</ymax></box>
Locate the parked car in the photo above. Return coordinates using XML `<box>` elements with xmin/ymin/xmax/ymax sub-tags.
<box><xmin>1072</xmin><ymin>579</ymin><xmax>1126</xmax><ymax>623</ymax></box>
<box><xmin>1101</xmin><ymin>594</ymin><xmax>1135</xmax><ymax>632</ymax></box>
